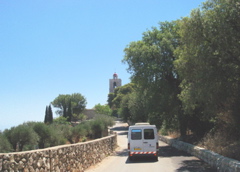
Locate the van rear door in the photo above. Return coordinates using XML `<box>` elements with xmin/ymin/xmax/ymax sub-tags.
<box><xmin>143</xmin><ymin>128</ymin><xmax>156</xmax><ymax>153</ymax></box>
<box><xmin>130</xmin><ymin>129</ymin><xmax>143</xmax><ymax>152</ymax></box>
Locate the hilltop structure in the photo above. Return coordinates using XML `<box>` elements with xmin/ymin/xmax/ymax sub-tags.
<box><xmin>109</xmin><ymin>73</ymin><xmax>122</xmax><ymax>93</ymax></box>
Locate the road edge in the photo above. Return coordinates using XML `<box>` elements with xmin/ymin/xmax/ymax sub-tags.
<box><xmin>159</xmin><ymin>135</ymin><xmax>240</xmax><ymax>172</ymax></box>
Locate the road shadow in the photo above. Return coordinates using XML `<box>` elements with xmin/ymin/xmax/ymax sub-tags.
<box><xmin>159</xmin><ymin>145</ymin><xmax>192</xmax><ymax>157</ymax></box>
<box><xmin>117</xmin><ymin>131</ymin><xmax>128</xmax><ymax>135</ymax></box>
<box><xmin>110</xmin><ymin>126</ymin><xmax>129</xmax><ymax>131</ymax></box>
<box><xmin>176</xmin><ymin>160</ymin><xmax>217</xmax><ymax>172</ymax></box>
<box><xmin>115</xmin><ymin>148</ymin><xmax>128</xmax><ymax>157</ymax></box>
<box><xmin>125</xmin><ymin>156</ymin><xmax>158</xmax><ymax>164</ymax></box>
<box><xmin>113</xmin><ymin>148</ymin><xmax>157</xmax><ymax>164</ymax></box>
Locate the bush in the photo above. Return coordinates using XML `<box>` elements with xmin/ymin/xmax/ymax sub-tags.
<box><xmin>53</xmin><ymin>116</ymin><xmax>70</xmax><ymax>125</ymax></box>
<box><xmin>199</xmin><ymin>127</ymin><xmax>240</xmax><ymax>161</ymax></box>
<box><xmin>71</xmin><ymin>124</ymin><xmax>87</xmax><ymax>143</ymax></box>
<box><xmin>4</xmin><ymin>124</ymin><xmax>39</xmax><ymax>151</ymax></box>
<box><xmin>31</xmin><ymin>122</ymin><xmax>51</xmax><ymax>148</ymax></box>
<box><xmin>0</xmin><ymin>132</ymin><xmax>12</xmax><ymax>153</ymax></box>
<box><xmin>47</xmin><ymin>124</ymin><xmax>67</xmax><ymax>147</ymax></box>
<box><xmin>0</xmin><ymin>115</ymin><xmax>115</xmax><ymax>152</ymax></box>
<box><xmin>89</xmin><ymin>115</ymin><xmax>114</xmax><ymax>139</ymax></box>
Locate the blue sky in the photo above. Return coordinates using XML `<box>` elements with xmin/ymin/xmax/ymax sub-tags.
<box><xmin>0</xmin><ymin>0</ymin><xmax>205</xmax><ymax>131</ymax></box>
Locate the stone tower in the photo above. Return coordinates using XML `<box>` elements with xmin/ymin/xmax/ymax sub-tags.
<box><xmin>109</xmin><ymin>73</ymin><xmax>122</xmax><ymax>93</ymax></box>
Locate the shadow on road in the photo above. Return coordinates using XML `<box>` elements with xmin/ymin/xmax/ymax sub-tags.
<box><xmin>115</xmin><ymin>148</ymin><xmax>128</xmax><ymax>157</ymax></box>
<box><xmin>117</xmin><ymin>131</ymin><xmax>128</xmax><ymax>135</ymax></box>
<box><xmin>176</xmin><ymin>160</ymin><xmax>217</xmax><ymax>172</ymax></box>
<box><xmin>110</xmin><ymin>126</ymin><xmax>129</xmax><ymax>131</ymax></box>
<box><xmin>125</xmin><ymin>156</ymin><xmax>158</xmax><ymax>164</ymax></box>
<box><xmin>114</xmin><ymin>148</ymin><xmax>159</xmax><ymax>164</ymax></box>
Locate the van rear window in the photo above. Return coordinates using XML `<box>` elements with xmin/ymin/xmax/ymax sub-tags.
<box><xmin>144</xmin><ymin>129</ymin><xmax>155</xmax><ymax>139</ymax></box>
<box><xmin>131</xmin><ymin>129</ymin><xmax>142</xmax><ymax>140</ymax></box>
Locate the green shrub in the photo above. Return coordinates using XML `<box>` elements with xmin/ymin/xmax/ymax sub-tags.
<box><xmin>0</xmin><ymin>132</ymin><xmax>12</xmax><ymax>153</ymax></box>
<box><xmin>47</xmin><ymin>124</ymin><xmax>67</xmax><ymax>147</ymax></box>
<box><xmin>4</xmin><ymin>124</ymin><xmax>39</xmax><ymax>151</ymax></box>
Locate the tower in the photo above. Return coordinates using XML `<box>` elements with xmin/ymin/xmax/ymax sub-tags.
<box><xmin>109</xmin><ymin>73</ymin><xmax>122</xmax><ymax>93</ymax></box>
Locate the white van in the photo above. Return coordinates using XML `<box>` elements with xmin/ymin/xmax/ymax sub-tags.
<box><xmin>128</xmin><ymin>123</ymin><xmax>159</xmax><ymax>161</ymax></box>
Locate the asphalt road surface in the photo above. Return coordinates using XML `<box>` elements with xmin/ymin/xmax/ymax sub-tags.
<box><xmin>86</xmin><ymin>121</ymin><xmax>217</xmax><ymax>172</ymax></box>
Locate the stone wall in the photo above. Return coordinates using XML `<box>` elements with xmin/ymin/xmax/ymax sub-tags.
<box><xmin>159</xmin><ymin>135</ymin><xmax>240</xmax><ymax>172</ymax></box>
<box><xmin>0</xmin><ymin>134</ymin><xmax>117</xmax><ymax>172</ymax></box>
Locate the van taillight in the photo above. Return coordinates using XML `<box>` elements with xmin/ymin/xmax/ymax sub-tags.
<box><xmin>128</xmin><ymin>143</ymin><xmax>130</xmax><ymax>150</ymax></box>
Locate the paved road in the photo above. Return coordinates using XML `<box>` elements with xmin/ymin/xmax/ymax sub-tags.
<box><xmin>86</xmin><ymin>121</ymin><xmax>217</xmax><ymax>172</ymax></box>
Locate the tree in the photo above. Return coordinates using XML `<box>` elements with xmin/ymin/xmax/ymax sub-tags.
<box><xmin>52</xmin><ymin>93</ymin><xmax>87</xmax><ymax>121</ymax></box>
<box><xmin>94</xmin><ymin>104</ymin><xmax>112</xmax><ymax>116</ymax></box>
<box><xmin>67</xmin><ymin>100</ymin><xmax>72</xmax><ymax>122</ymax></box>
<box><xmin>107</xmin><ymin>83</ymin><xmax>135</xmax><ymax>117</ymax></box>
<box><xmin>174</xmin><ymin>0</ymin><xmax>240</xmax><ymax>136</ymax></box>
<box><xmin>44</xmin><ymin>106</ymin><xmax>48</xmax><ymax>124</ymax></box>
<box><xmin>127</xmin><ymin>90</ymin><xmax>148</xmax><ymax>124</ymax></box>
<box><xmin>89</xmin><ymin>115</ymin><xmax>114</xmax><ymax>139</ymax></box>
<box><xmin>47</xmin><ymin>124</ymin><xmax>66</xmax><ymax>147</ymax></box>
<box><xmin>123</xmin><ymin>21</ymin><xmax>184</xmax><ymax>134</ymax></box>
<box><xmin>44</xmin><ymin>105</ymin><xmax>53</xmax><ymax>124</ymax></box>
<box><xmin>118</xmin><ymin>94</ymin><xmax>132</xmax><ymax>122</ymax></box>
<box><xmin>4</xmin><ymin>124</ymin><xmax>39</xmax><ymax>151</ymax></box>
<box><xmin>32</xmin><ymin>122</ymin><xmax>51</xmax><ymax>148</ymax></box>
<box><xmin>53</xmin><ymin>116</ymin><xmax>70</xmax><ymax>125</ymax></box>
<box><xmin>48</xmin><ymin>105</ymin><xmax>53</xmax><ymax>123</ymax></box>
<box><xmin>0</xmin><ymin>132</ymin><xmax>12</xmax><ymax>153</ymax></box>
<box><xmin>70</xmin><ymin>124</ymin><xmax>86</xmax><ymax>143</ymax></box>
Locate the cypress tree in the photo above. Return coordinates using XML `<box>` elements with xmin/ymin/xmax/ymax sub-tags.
<box><xmin>44</xmin><ymin>106</ymin><xmax>49</xmax><ymax>124</ymax></box>
<box><xmin>48</xmin><ymin>105</ymin><xmax>53</xmax><ymax>124</ymax></box>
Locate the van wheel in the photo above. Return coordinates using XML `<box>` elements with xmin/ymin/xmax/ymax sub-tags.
<box><xmin>154</xmin><ymin>156</ymin><xmax>158</xmax><ymax>161</ymax></box>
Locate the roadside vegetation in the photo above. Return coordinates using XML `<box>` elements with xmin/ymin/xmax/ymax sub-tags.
<box><xmin>108</xmin><ymin>0</ymin><xmax>240</xmax><ymax>161</ymax></box>
<box><xmin>0</xmin><ymin>115</ymin><xmax>114</xmax><ymax>153</ymax></box>
<box><xmin>0</xmin><ymin>92</ymin><xmax>114</xmax><ymax>153</ymax></box>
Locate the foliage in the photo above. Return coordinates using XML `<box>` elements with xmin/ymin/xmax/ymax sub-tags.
<box><xmin>4</xmin><ymin>124</ymin><xmax>39</xmax><ymax>151</ymax></box>
<box><xmin>72</xmin><ymin>113</ymin><xmax>87</xmax><ymax>122</ymax></box>
<box><xmin>118</xmin><ymin>94</ymin><xmax>132</xmax><ymax>122</ymax></box>
<box><xmin>70</xmin><ymin>124</ymin><xmax>87</xmax><ymax>143</ymax></box>
<box><xmin>127</xmin><ymin>90</ymin><xmax>148</xmax><ymax>123</ymax></box>
<box><xmin>51</xmin><ymin>93</ymin><xmax>87</xmax><ymax>121</ymax></box>
<box><xmin>88</xmin><ymin>115</ymin><xmax>115</xmax><ymax>139</ymax></box>
<box><xmin>53</xmin><ymin>116</ymin><xmax>71</xmax><ymax>125</ymax></box>
<box><xmin>108</xmin><ymin>83</ymin><xmax>135</xmax><ymax>117</ymax></box>
<box><xmin>0</xmin><ymin>132</ymin><xmax>12</xmax><ymax>153</ymax></box>
<box><xmin>94</xmin><ymin>103</ymin><xmax>112</xmax><ymax>116</ymax></box>
<box><xmin>32</xmin><ymin>122</ymin><xmax>51</xmax><ymax>148</ymax></box>
<box><xmin>174</xmin><ymin>0</ymin><xmax>240</xmax><ymax>135</ymax></box>
<box><xmin>123</xmin><ymin>21</ymin><xmax>184</xmax><ymax>133</ymax></box>
<box><xmin>121</xmin><ymin>0</ymin><xmax>240</xmax><ymax>142</ymax></box>
<box><xmin>47</xmin><ymin>124</ymin><xmax>67</xmax><ymax>147</ymax></box>
<box><xmin>44</xmin><ymin>105</ymin><xmax>53</xmax><ymax>124</ymax></box>
<box><xmin>0</xmin><ymin>114</ymin><xmax>114</xmax><ymax>153</ymax></box>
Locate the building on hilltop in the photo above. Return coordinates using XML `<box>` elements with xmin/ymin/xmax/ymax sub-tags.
<box><xmin>109</xmin><ymin>73</ymin><xmax>122</xmax><ymax>93</ymax></box>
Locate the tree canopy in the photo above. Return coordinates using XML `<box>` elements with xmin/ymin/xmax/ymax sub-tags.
<box><xmin>51</xmin><ymin>93</ymin><xmax>87</xmax><ymax>122</ymax></box>
<box><xmin>121</xmin><ymin>0</ymin><xmax>240</xmax><ymax>142</ymax></box>
<box><xmin>123</xmin><ymin>21</ymin><xmax>184</xmax><ymax>134</ymax></box>
<box><xmin>174</xmin><ymin>0</ymin><xmax>240</xmax><ymax>134</ymax></box>
<box><xmin>94</xmin><ymin>103</ymin><xmax>112</xmax><ymax>116</ymax></box>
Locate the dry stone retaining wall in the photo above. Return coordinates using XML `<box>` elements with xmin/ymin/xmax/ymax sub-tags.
<box><xmin>0</xmin><ymin>134</ymin><xmax>117</xmax><ymax>172</ymax></box>
<box><xmin>159</xmin><ymin>135</ymin><xmax>240</xmax><ymax>172</ymax></box>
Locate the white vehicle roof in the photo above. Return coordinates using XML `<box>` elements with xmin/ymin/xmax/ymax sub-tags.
<box><xmin>129</xmin><ymin>124</ymin><xmax>156</xmax><ymax>128</ymax></box>
<box><xmin>134</xmin><ymin>122</ymin><xmax>150</xmax><ymax>125</ymax></box>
